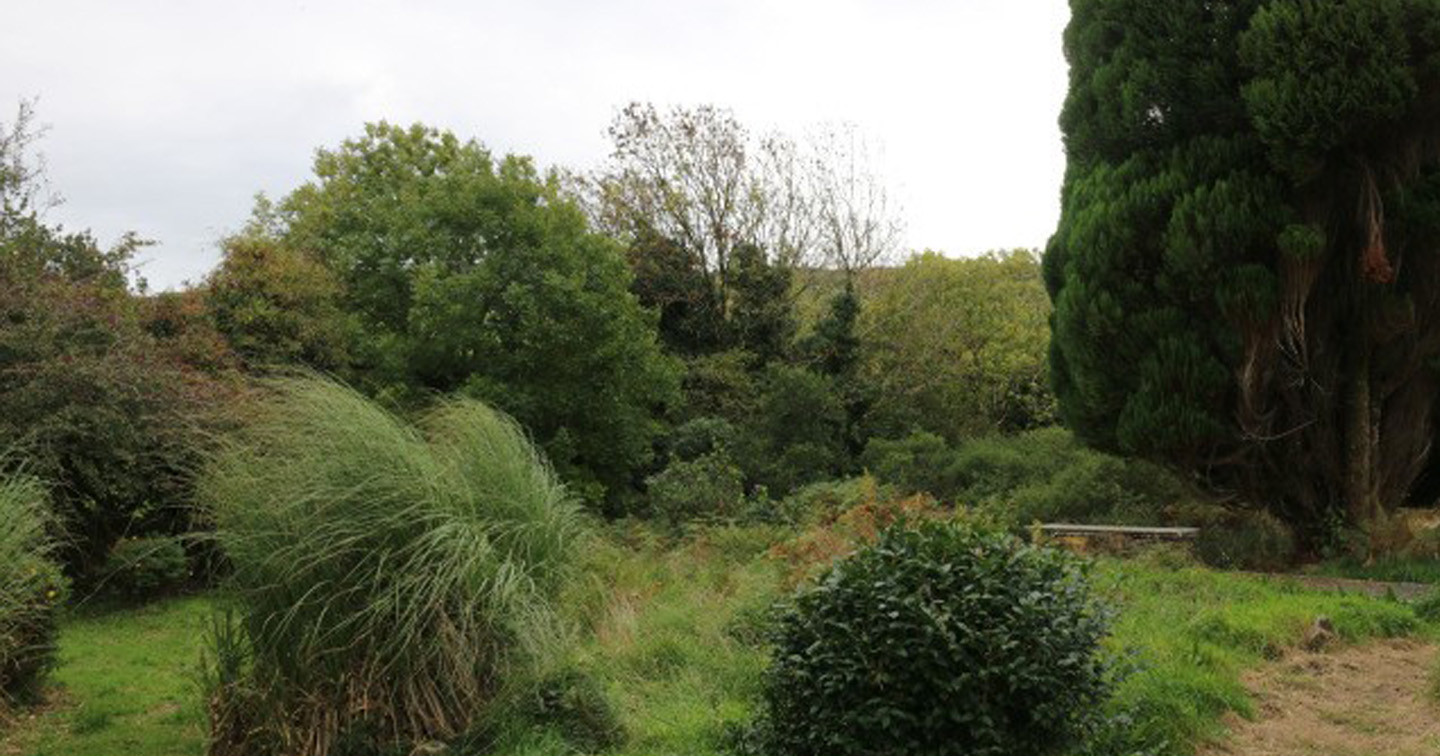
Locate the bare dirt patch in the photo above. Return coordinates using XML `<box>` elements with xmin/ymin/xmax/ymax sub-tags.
<box><xmin>1199</xmin><ymin>639</ymin><xmax>1440</xmax><ymax>756</ymax></box>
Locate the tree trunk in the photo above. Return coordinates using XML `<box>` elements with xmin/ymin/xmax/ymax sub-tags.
<box><xmin>1343</xmin><ymin>340</ymin><xmax>1380</xmax><ymax>528</ymax></box>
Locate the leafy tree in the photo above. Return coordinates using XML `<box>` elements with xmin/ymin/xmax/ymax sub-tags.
<box><xmin>624</xmin><ymin>227</ymin><xmax>724</xmax><ymax>355</ymax></box>
<box><xmin>730</xmin><ymin>242</ymin><xmax>796</xmax><ymax>363</ymax></box>
<box><xmin>803</xmin><ymin>282</ymin><xmax>862</xmax><ymax>379</ymax></box>
<box><xmin>206</xmin><ymin>234</ymin><xmax>351</xmax><ymax>371</ymax></box>
<box><xmin>590</xmin><ymin>104</ymin><xmax>900</xmax><ymax>356</ymax></box>
<box><xmin>862</xmin><ymin>251</ymin><xmax>1053</xmax><ymax>442</ymax></box>
<box><xmin>0</xmin><ymin>101</ymin><xmax>235</xmax><ymax>576</ymax></box>
<box><xmin>272</xmin><ymin>122</ymin><xmax>678</xmax><ymax>508</ymax></box>
<box><xmin>676</xmin><ymin>349</ymin><xmax>761</xmax><ymax>425</ymax></box>
<box><xmin>590</xmin><ymin>103</ymin><xmax>811</xmax><ymax>305</ymax></box>
<box><xmin>748</xmin><ymin>365</ymin><xmax>850</xmax><ymax>495</ymax></box>
<box><xmin>1048</xmin><ymin>0</ymin><xmax>1440</xmax><ymax>540</ymax></box>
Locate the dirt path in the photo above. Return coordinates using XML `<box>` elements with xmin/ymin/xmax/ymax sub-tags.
<box><xmin>1199</xmin><ymin>639</ymin><xmax>1440</xmax><ymax>756</ymax></box>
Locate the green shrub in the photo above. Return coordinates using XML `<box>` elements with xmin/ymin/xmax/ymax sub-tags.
<box><xmin>199</xmin><ymin>377</ymin><xmax>585</xmax><ymax>756</ymax></box>
<box><xmin>937</xmin><ymin>428</ymin><xmax>1198</xmax><ymax>528</ymax></box>
<box><xmin>1194</xmin><ymin>509</ymin><xmax>1297</xmax><ymax>571</ymax></box>
<box><xmin>1413</xmin><ymin>590</ymin><xmax>1440</xmax><ymax>622</ymax></box>
<box><xmin>99</xmin><ymin>535</ymin><xmax>189</xmax><ymax>601</ymax></box>
<box><xmin>1010</xmin><ymin>455</ymin><xmax>1190</xmax><ymax>526</ymax></box>
<box><xmin>946</xmin><ymin>428</ymin><xmax>1080</xmax><ymax>502</ymax></box>
<box><xmin>859</xmin><ymin>431</ymin><xmax>955</xmax><ymax>497</ymax></box>
<box><xmin>646</xmin><ymin>451</ymin><xmax>746</xmax><ymax>525</ymax></box>
<box><xmin>666</xmin><ymin>417</ymin><xmax>741</xmax><ymax>462</ymax></box>
<box><xmin>0</xmin><ymin>471</ymin><xmax>67</xmax><ymax>707</ymax></box>
<box><xmin>755</xmin><ymin>522</ymin><xmax>1113</xmax><ymax>756</ymax></box>
<box><xmin>747</xmin><ymin>366</ymin><xmax>849</xmax><ymax>496</ymax></box>
<box><xmin>0</xmin><ymin>264</ymin><xmax>236</xmax><ymax>580</ymax></box>
<box><xmin>776</xmin><ymin>476</ymin><xmax>895</xmax><ymax>526</ymax></box>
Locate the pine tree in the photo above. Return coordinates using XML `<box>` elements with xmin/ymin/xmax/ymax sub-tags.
<box><xmin>1048</xmin><ymin>0</ymin><xmax>1440</xmax><ymax>541</ymax></box>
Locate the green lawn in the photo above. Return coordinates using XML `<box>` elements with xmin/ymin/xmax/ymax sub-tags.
<box><xmin>2</xmin><ymin>596</ymin><xmax>210</xmax><ymax>756</ymax></box>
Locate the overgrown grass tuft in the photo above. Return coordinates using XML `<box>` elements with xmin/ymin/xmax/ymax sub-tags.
<box><xmin>199</xmin><ymin>377</ymin><xmax>586</xmax><ymax>756</ymax></box>
<box><xmin>0</xmin><ymin>467</ymin><xmax>67</xmax><ymax>708</ymax></box>
<box><xmin>1312</xmin><ymin>555</ymin><xmax>1440</xmax><ymax>585</ymax></box>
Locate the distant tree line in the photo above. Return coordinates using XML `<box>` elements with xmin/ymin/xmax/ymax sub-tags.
<box><xmin>0</xmin><ymin>98</ymin><xmax>1055</xmax><ymax>580</ymax></box>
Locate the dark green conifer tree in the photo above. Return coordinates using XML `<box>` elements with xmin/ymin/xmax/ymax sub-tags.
<box><xmin>1048</xmin><ymin>0</ymin><xmax>1440</xmax><ymax>539</ymax></box>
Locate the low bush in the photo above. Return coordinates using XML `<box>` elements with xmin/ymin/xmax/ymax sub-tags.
<box><xmin>859</xmin><ymin>431</ymin><xmax>954</xmax><ymax>497</ymax></box>
<box><xmin>924</xmin><ymin>429</ymin><xmax>1200</xmax><ymax>528</ymax></box>
<box><xmin>755</xmin><ymin>521</ymin><xmax>1114</xmax><ymax>756</ymax></box>
<box><xmin>1193</xmin><ymin>509</ymin><xmax>1297</xmax><ymax>571</ymax></box>
<box><xmin>199</xmin><ymin>377</ymin><xmax>586</xmax><ymax>756</ymax></box>
<box><xmin>1009</xmin><ymin>454</ymin><xmax>1191</xmax><ymax>526</ymax></box>
<box><xmin>0</xmin><ymin>471</ymin><xmax>67</xmax><ymax>708</ymax></box>
<box><xmin>645</xmin><ymin>451</ymin><xmax>746</xmax><ymax>525</ymax></box>
<box><xmin>945</xmin><ymin>427</ymin><xmax>1080</xmax><ymax>502</ymax></box>
<box><xmin>776</xmin><ymin>476</ymin><xmax>895</xmax><ymax>526</ymax></box>
<box><xmin>99</xmin><ymin>535</ymin><xmax>190</xmax><ymax>601</ymax></box>
<box><xmin>666</xmin><ymin>417</ymin><xmax>740</xmax><ymax>462</ymax></box>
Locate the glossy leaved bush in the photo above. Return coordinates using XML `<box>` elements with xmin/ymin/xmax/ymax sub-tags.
<box><xmin>755</xmin><ymin>522</ymin><xmax>1113</xmax><ymax>756</ymax></box>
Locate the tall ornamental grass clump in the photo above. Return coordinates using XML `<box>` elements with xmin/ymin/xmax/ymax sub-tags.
<box><xmin>0</xmin><ymin>470</ymin><xmax>67</xmax><ymax>708</ymax></box>
<box><xmin>199</xmin><ymin>378</ymin><xmax>585</xmax><ymax>756</ymax></box>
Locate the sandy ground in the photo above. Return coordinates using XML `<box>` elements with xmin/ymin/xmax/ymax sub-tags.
<box><xmin>1199</xmin><ymin>639</ymin><xmax>1440</xmax><ymax>756</ymax></box>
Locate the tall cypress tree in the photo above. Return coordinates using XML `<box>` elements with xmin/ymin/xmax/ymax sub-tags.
<box><xmin>1048</xmin><ymin>0</ymin><xmax>1440</xmax><ymax>541</ymax></box>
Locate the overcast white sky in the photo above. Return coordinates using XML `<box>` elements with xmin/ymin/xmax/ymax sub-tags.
<box><xmin>2</xmin><ymin>0</ymin><xmax>1072</xmax><ymax>289</ymax></box>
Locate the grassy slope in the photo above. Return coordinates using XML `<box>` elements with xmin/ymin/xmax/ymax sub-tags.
<box><xmin>4</xmin><ymin>529</ymin><xmax>1435</xmax><ymax>756</ymax></box>
<box><xmin>2</xmin><ymin>597</ymin><xmax>209</xmax><ymax>756</ymax></box>
<box><xmin>1097</xmin><ymin>554</ymin><xmax>1429</xmax><ymax>753</ymax></box>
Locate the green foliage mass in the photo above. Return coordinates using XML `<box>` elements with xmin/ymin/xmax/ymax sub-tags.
<box><xmin>646</xmin><ymin>450</ymin><xmax>747</xmax><ymax>525</ymax></box>
<box><xmin>0</xmin><ymin>103</ymin><xmax>236</xmax><ymax>578</ymax></box>
<box><xmin>747</xmin><ymin>365</ymin><xmax>851</xmax><ymax>496</ymax></box>
<box><xmin>754</xmin><ymin>522</ymin><xmax>1113</xmax><ymax>756</ymax></box>
<box><xmin>861</xmin><ymin>250</ymin><xmax>1054</xmax><ymax>442</ymax></box>
<box><xmin>199</xmin><ymin>377</ymin><xmax>586</xmax><ymax>756</ymax></box>
<box><xmin>860</xmin><ymin>427</ymin><xmax>1198</xmax><ymax>528</ymax></box>
<box><xmin>273</xmin><ymin>122</ymin><xmax>678</xmax><ymax>508</ymax></box>
<box><xmin>0</xmin><ymin>470</ymin><xmax>66</xmax><ymax>708</ymax></box>
<box><xmin>97</xmin><ymin>536</ymin><xmax>190</xmax><ymax>602</ymax></box>
<box><xmin>205</xmin><ymin>233</ymin><xmax>351</xmax><ymax>372</ymax></box>
<box><xmin>1049</xmin><ymin>0</ymin><xmax>1440</xmax><ymax>536</ymax></box>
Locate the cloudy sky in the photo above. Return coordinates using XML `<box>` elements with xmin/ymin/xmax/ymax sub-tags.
<box><xmin>2</xmin><ymin>0</ymin><xmax>1072</xmax><ymax>289</ymax></box>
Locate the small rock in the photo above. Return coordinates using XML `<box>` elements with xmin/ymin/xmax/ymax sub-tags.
<box><xmin>1302</xmin><ymin>615</ymin><xmax>1336</xmax><ymax>652</ymax></box>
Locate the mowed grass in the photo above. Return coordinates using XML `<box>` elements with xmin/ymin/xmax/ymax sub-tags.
<box><xmin>2</xmin><ymin>596</ymin><xmax>210</xmax><ymax>756</ymax></box>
